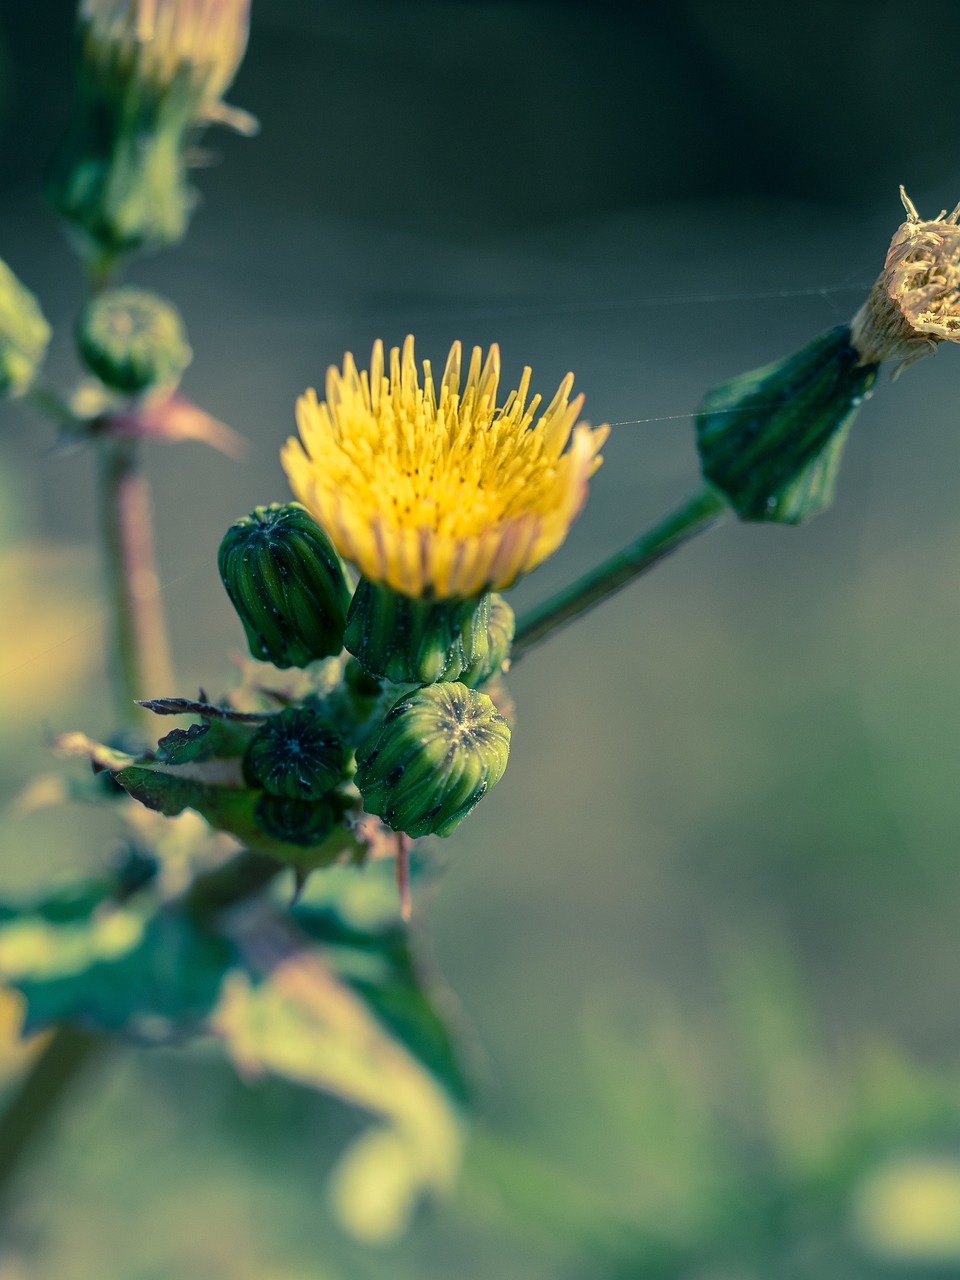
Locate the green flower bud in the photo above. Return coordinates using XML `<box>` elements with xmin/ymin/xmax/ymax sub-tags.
<box><xmin>355</xmin><ymin>683</ymin><xmax>511</xmax><ymax>838</ymax></box>
<box><xmin>0</xmin><ymin>258</ymin><xmax>51</xmax><ymax>398</ymax></box>
<box><xmin>244</xmin><ymin>706</ymin><xmax>346</xmax><ymax>800</ymax></box>
<box><xmin>76</xmin><ymin>288</ymin><xmax>191</xmax><ymax>395</ymax></box>
<box><xmin>459</xmin><ymin>594</ymin><xmax>515</xmax><ymax>688</ymax></box>
<box><xmin>344</xmin><ymin>579</ymin><xmax>490</xmax><ymax>685</ymax></box>
<box><xmin>694</xmin><ymin>325</ymin><xmax>878</xmax><ymax>525</ymax></box>
<box><xmin>218</xmin><ymin>503</ymin><xmax>351</xmax><ymax>669</ymax></box>
<box><xmin>254</xmin><ymin>792</ymin><xmax>340</xmax><ymax>848</ymax></box>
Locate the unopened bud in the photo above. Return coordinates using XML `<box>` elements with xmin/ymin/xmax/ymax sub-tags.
<box><xmin>218</xmin><ymin>503</ymin><xmax>351</xmax><ymax>669</ymax></box>
<box><xmin>254</xmin><ymin>792</ymin><xmax>340</xmax><ymax>848</ymax></box>
<box><xmin>344</xmin><ymin>579</ymin><xmax>489</xmax><ymax>685</ymax></box>
<box><xmin>355</xmin><ymin>682</ymin><xmax>511</xmax><ymax>838</ymax></box>
<box><xmin>0</xmin><ymin>258</ymin><xmax>51</xmax><ymax>398</ymax></box>
<box><xmin>244</xmin><ymin>706</ymin><xmax>346</xmax><ymax>800</ymax></box>
<box><xmin>76</xmin><ymin>288</ymin><xmax>191</xmax><ymax>395</ymax></box>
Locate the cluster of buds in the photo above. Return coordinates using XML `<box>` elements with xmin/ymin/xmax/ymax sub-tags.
<box><xmin>48</xmin><ymin>0</ymin><xmax>255</xmax><ymax>262</ymax></box>
<box><xmin>695</xmin><ymin>188</ymin><xmax>960</xmax><ymax>524</ymax></box>
<box><xmin>217</xmin><ymin>500</ymin><xmax>515</xmax><ymax>842</ymax></box>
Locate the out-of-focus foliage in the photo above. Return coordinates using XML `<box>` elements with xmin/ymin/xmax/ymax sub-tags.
<box><xmin>4</xmin><ymin>2</ymin><xmax>960</xmax><ymax>1277</ymax></box>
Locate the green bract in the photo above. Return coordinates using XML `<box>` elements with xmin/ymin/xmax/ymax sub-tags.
<box><xmin>0</xmin><ymin>257</ymin><xmax>51</xmax><ymax>398</ymax></box>
<box><xmin>345</xmin><ymin>580</ymin><xmax>491</xmax><ymax>686</ymax></box>
<box><xmin>218</xmin><ymin>503</ymin><xmax>351</xmax><ymax>668</ymax></box>
<box><xmin>459</xmin><ymin>593</ymin><xmax>515</xmax><ymax>688</ymax></box>
<box><xmin>355</xmin><ymin>682</ymin><xmax>511</xmax><ymax>838</ymax></box>
<box><xmin>694</xmin><ymin>325</ymin><xmax>879</xmax><ymax>525</ymax></box>
<box><xmin>244</xmin><ymin>707</ymin><xmax>346</xmax><ymax>800</ymax></box>
<box><xmin>76</xmin><ymin>287</ymin><xmax>191</xmax><ymax>394</ymax></box>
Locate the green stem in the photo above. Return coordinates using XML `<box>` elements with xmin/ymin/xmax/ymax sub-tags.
<box><xmin>0</xmin><ymin>852</ymin><xmax>283</xmax><ymax>1211</ymax></box>
<box><xmin>24</xmin><ymin>380</ymin><xmax>84</xmax><ymax>431</ymax></box>
<box><xmin>0</xmin><ymin>434</ymin><xmax>180</xmax><ymax>1211</ymax></box>
<box><xmin>184</xmin><ymin>849</ymin><xmax>284</xmax><ymax>918</ymax></box>
<box><xmin>512</xmin><ymin>488</ymin><xmax>727</xmax><ymax>661</ymax></box>
<box><xmin>97</xmin><ymin>434</ymin><xmax>174</xmax><ymax>728</ymax></box>
<box><xmin>0</xmin><ymin>1026</ymin><xmax>104</xmax><ymax>1209</ymax></box>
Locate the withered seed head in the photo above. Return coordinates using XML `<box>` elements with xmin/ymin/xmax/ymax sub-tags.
<box><xmin>851</xmin><ymin>186</ymin><xmax>960</xmax><ymax>373</ymax></box>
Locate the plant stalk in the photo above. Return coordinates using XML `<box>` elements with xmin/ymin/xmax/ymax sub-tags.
<box><xmin>97</xmin><ymin>433</ymin><xmax>174</xmax><ymax>728</ymax></box>
<box><xmin>0</xmin><ymin>430</ymin><xmax>180</xmax><ymax>1209</ymax></box>
<box><xmin>512</xmin><ymin>488</ymin><xmax>728</xmax><ymax>661</ymax></box>
<box><xmin>0</xmin><ymin>1026</ymin><xmax>103</xmax><ymax>1209</ymax></box>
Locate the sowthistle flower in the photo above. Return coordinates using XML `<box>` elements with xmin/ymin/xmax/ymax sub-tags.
<box><xmin>50</xmin><ymin>0</ymin><xmax>255</xmax><ymax>258</ymax></box>
<box><xmin>696</xmin><ymin>187</ymin><xmax>960</xmax><ymax>525</ymax></box>
<box><xmin>78</xmin><ymin>0</ymin><xmax>253</xmax><ymax>128</ymax></box>
<box><xmin>282</xmin><ymin>335</ymin><xmax>608</xmax><ymax>602</ymax></box>
<box><xmin>281</xmin><ymin>336</ymin><xmax>607</xmax><ymax>683</ymax></box>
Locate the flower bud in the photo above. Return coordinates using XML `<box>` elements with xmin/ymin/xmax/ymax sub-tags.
<box><xmin>49</xmin><ymin>0</ymin><xmax>254</xmax><ymax>258</ymax></box>
<box><xmin>344</xmin><ymin>579</ymin><xmax>490</xmax><ymax>685</ymax></box>
<box><xmin>695</xmin><ymin>325</ymin><xmax>877</xmax><ymax>525</ymax></box>
<box><xmin>0</xmin><ymin>258</ymin><xmax>51</xmax><ymax>398</ymax></box>
<box><xmin>76</xmin><ymin>287</ymin><xmax>191</xmax><ymax>395</ymax></box>
<box><xmin>244</xmin><ymin>706</ymin><xmax>346</xmax><ymax>800</ymax></box>
<box><xmin>254</xmin><ymin>792</ymin><xmax>340</xmax><ymax>848</ymax></box>
<box><xmin>218</xmin><ymin>503</ymin><xmax>351</xmax><ymax>669</ymax></box>
<box><xmin>355</xmin><ymin>683</ymin><xmax>511</xmax><ymax>838</ymax></box>
<box><xmin>459</xmin><ymin>594</ymin><xmax>514</xmax><ymax>688</ymax></box>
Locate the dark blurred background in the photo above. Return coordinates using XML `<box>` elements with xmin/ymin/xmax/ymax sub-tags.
<box><xmin>5</xmin><ymin>3</ymin><xmax>960</xmax><ymax>1277</ymax></box>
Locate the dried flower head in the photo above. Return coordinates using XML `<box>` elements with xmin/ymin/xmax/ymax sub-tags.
<box><xmin>851</xmin><ymin>186</ymin><xmax>960</xmax><ymax>371</ymax></box>
<box><xmin>282</xmin><ymin>336</ymin><xmax>608</xmax><ymax>600</ymax></box>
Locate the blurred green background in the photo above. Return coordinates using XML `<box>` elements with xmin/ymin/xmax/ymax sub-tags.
<box><xmin>5</xmin><ymin>1</ymin><xmax>960</xmax><ymax>1275</ymax></box>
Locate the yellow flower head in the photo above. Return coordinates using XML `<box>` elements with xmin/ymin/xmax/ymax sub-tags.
<box><xmin>851</xmin><ymin>186</ymin><xmax>960</xmax><ymax>369</ymax></box>
<box><xmin>80</xmin><ymin>0</ymin><xmax>253</xmax><ymax>127</ymax></box>
<box><xmin>282</xmin><ymin>336</ymin><xmax>609</xmax><ymax>600</ymax></box>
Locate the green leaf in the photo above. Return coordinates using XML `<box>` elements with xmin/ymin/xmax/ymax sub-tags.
<box><xmin>56</xmin><ymin>727</ymin><xmax>363</xmax><ymax>871</ymax></box>
<box><xmin>115</xmin><ymin>763</ymin><xmax>359</xmax><ymax>872</ymax></box>
<box><xmin>291</xmin><ymin>867</ymin><xmax>472</xmax><ymax>1105</ymax></box>
<box><xmin>0</xmin><ymin>898</ymin><xmax>235</xmax><ymax>1038</ymax></box>
<box><xmin>214</xmin><ymin>903</ymin><xmax>463</xmax><ymax>1244</ymax></box>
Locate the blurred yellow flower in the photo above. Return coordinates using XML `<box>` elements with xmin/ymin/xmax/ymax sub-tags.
<box><xmin>853</xmin><ymin>1155</ymin><xmax>960</xmax><ymax>1262</ymax></box>
<box><xmin>80</xmin><ymin>0</ymin><xmax>253</xmax><ymax>127</ymax></box>
<box><xmin>282</xmin><ymin>336</ymin><xmax>608</xmax><ymax>600</ymax></box>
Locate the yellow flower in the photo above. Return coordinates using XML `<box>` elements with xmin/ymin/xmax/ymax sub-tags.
<box><xmin>282</xmin><ymin>336</ymin><xmax>608</xmax><ymax>600</ymax></box>
<box><xmin>851</xmin><ymin>186</ymin><xmax>960</xmax><ymax>370</ymax></box>
<box><xmin>79</xmin><ymin>0</ymin><xmax>254</xmax><ymax>128</ymax></box>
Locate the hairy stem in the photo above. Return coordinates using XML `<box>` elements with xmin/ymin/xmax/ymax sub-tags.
<box><xmin>512</xmin><ymin>488</ymin><xmax>728</xmax><ymax>661</ymax></box>
<box><xmin>0</xmin><ymin>849</ymin><xmax>283</xmax><ymax>1211</ymax></box>
<box><xmin>0</xmin><ymin>1026</ymin><xmax>103</xmax><ymax>1209</ymax></box>
<box><xmin>97</xmin><ymin>434</ymin><xmax>174</xmax><ymax>728</ymax></box>
<box><xmin>0</xmin><ymin>432</ymin><xmax>180</xmax><ymax>1209</ymax></box>
<box><xmin>184</xmin><ymin>849</ymin><xmax>284</xmax><ymax>917</ymax></box>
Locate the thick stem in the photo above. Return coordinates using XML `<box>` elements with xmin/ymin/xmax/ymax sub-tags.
<box><xmin>183</xmin><ymin>849</ymin><xmax>284</xmax><ymax>918</ymax></box>
<box><xmin>512</xmin><ymin>488</ymin><xmax>727</xmax><ymax>661</ymax></box>
<box><xmin>0</xmin><ymin>1027</ymin><xmax>103</xmax><ymax>1209</ymax></box>
<box><xmin>97</xmin><ymin>434</ymin><xmax>174</xmax><ymax>727</ymax></box>
<box><xmin>0</xmin><ymin>436</ymin><xmax>178</xmax><ymax>1207</ymax></box>
<box><xmin>0</xmin><ymin>850</ymin><xmax>283</xmax><ymax>1211</ymax></box>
